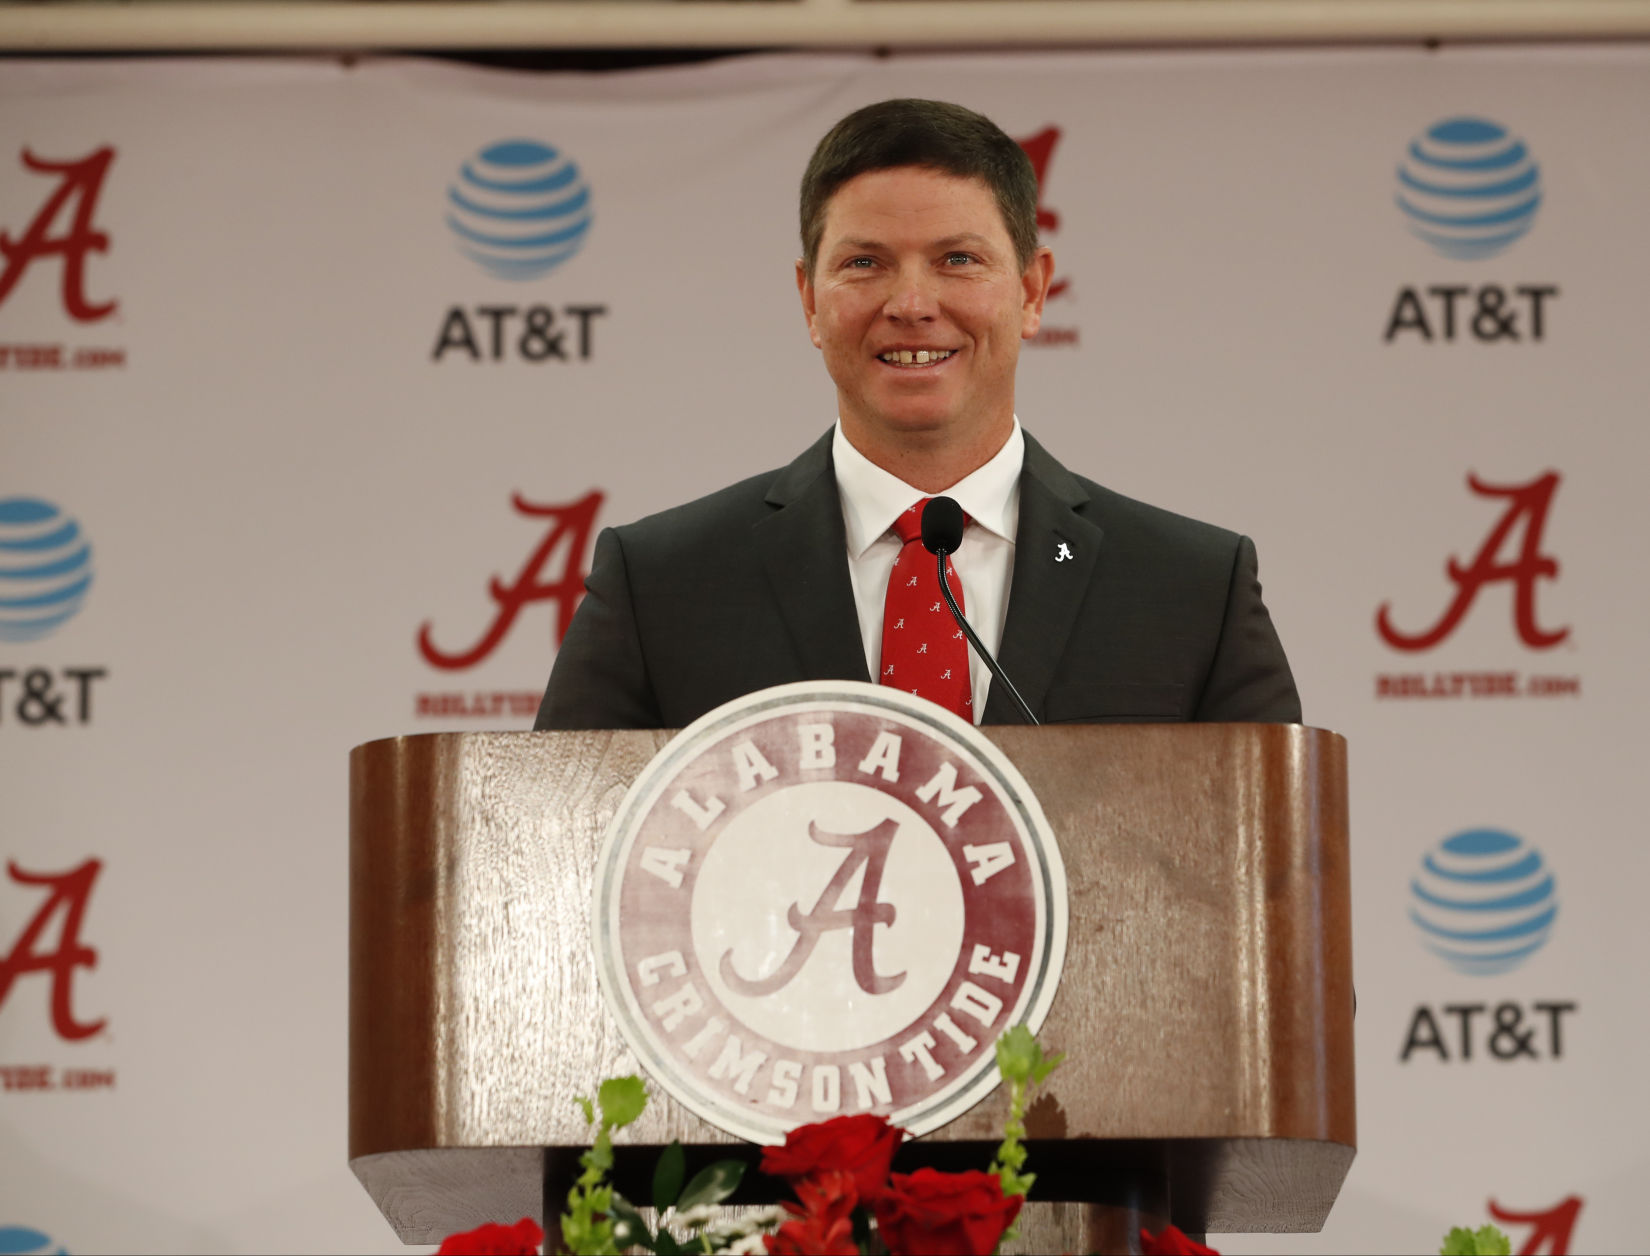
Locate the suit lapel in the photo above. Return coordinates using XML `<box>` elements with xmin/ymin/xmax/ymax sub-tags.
<box><xmin>985</xmin><ymin>432</ymin><xmax>1104</xmax><ymax>722</ymax></box>
<box><xmin>754</xmin><ymin>431</ymin><xmax>872</xmax><ymax>684</ymax></box>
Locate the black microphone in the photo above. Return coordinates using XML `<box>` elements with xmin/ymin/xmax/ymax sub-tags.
<box><xmin>920</xmin><ymin>496</ymin><xmax>1039</xmax><ymax>726</ymax></box>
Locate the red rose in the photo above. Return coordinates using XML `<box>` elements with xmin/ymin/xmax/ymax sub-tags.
<box><xmin>436</xmin><ymin>1217</ymin><xmax>543</xmax><ymax>1255</ymax></box>
<box><xmin>871</xmin><ymin>1168</ymin><xmax>1022</xmax><ymax>1256</ymax></box>
<box><xmin>761</xmin><ymin>1113</ymin><xmax>906</xmax><ymax>1200</ymax></box>
<box><xmin>765</xmin><ymin>1168</ymin><xmax>859</xmax><ymax>1256</ymax></box>
<box><xmin>1140</xmin><ymin>1224</ymin><xmax>1219</xmax><ymax>1255</ymax></box>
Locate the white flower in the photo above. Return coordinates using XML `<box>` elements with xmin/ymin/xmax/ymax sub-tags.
<box><xmin>676</xmin><ymin>1203</ymin><xmax>720</xmax><ymax>1228</ymax></box>
<box><xmin>704</xmin><ymin>1204</ymin><xmax>785</xmax><ymax>1238</ymax></box>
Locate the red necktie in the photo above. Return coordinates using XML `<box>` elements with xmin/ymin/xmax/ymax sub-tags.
<box><xmin>879</xmin><ymin>498</ymin><xmax>971</xmax><ymax>721</ymax></box>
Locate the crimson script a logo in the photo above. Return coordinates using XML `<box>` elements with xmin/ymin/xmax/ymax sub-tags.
<box><xmin>593</xmin><ymin>682</ymin><xmax>1068</xmax><ymax>1143</ymax></box>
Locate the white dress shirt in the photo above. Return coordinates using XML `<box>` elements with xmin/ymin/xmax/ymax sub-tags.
<box><xmin>832</xmin><ymin>420</ymin><xmax>1023</xmax><ymax>724</ymax></box>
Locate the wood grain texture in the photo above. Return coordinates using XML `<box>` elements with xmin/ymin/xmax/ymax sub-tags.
<box><xmin>349</xmin><ymin>724</ymin><xmax>1354</xmax><ymax>1244</ymax></box>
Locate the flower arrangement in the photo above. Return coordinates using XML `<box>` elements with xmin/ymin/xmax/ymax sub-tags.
<box><xmin>434</xmin><ymin>1025</ymin><xmax>1513</xmax><ymax>1256</ymax></box>
<box><xmin>594</xmin><ymin>1025</ymin><xmax>1060</xmax><ymax>1256</ymax></box>
<box><xmin>440</xmin><ymin>1026</ymin><xmax>1061</xmax><ymax>1256</ymax></box>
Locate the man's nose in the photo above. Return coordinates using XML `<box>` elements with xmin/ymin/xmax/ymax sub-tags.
<box><xmin>883</xmin><ymin>266</ymin><xmax>938</xmax><ymax>322</ymax></box>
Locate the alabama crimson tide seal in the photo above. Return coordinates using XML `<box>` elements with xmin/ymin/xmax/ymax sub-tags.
<box><xmin>594</xmin><ymin>681</ymin><xmax>1067</xmax><ymax>1143</ymax></box>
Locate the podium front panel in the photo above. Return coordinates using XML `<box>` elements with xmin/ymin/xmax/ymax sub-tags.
<box><xmin>349</xmin><ymin>724</ymin><xmax>1353</xmax><ymax>1242</ymax></box>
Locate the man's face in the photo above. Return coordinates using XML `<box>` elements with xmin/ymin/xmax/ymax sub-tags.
<box><xmin>798</xmin><ymin>166</ymin><xmax>1053</xmax><ymax>458</ymax></box>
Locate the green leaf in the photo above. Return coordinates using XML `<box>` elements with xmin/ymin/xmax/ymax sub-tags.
<box><xmin>1030</xmin><ymin>1049</ymin><xmax>1066</xmax><ymax>1086</ymax></box>
<box><xmin>676</xmin><ymin>1159</ymin><xmax>747</xmax><ymax>1212</ymax></box>
<box><xmin>599</xmin><ymin>1075</ymin><xmax>649</xmax><ymax>1129</ymax></box>
<box><xmin>995</xmin><ymin>1025</ymin><xmax>1065</xmax><ymax>1089</ymax></box>
<box><xmin>1440</xmin><ymin>1223</ymin><xmax>1512</xmax><ymax>1255</ymax></box>
<box><xmin>574</xmin><ymin>1095</ymin><xmax>595</xmax><ymax>1125</ymax></box>
<box><xmin>586</xmin><ymin>1142</ymin><xmax>614</xmax><ymax>1175</ymax></box>
<box><xmin>653</xmin><ymin>1140</ymin><xmax>687</xmax><ymax>1212</ymax></box>
<box><xmin>997</xmin><ymin>1166</ymin><xmax>1034</xmax><ymax>1200</ymax></box>
<box><xmin>564</xmin><ymin>1211</ymin><xmax>618</xmax><ymax>1256</ymax></box>
<box><xmin>995</xmin><ymin>1141</ymin><xmax>1027</xmax><ymax>1172</ymax></box>
<box><xmin>995</xmin><ymin>1025</ymin><xmax>1039</xmax><ymax>1084</ymax></box>
<box><xmin>654</xmin><ymin>1228</ymin><xmax>682</xmax><ymax>1256</ymax></box>
<box><xmin>588</xmin><ymin>1220</ymin><xmax>619</xmax><ymax>1256</ymax></box>
<box><xmin>611</xmin><ymin>1198</ymin><xmax>655</xmax><ymax>1253</ymax></box>
<box><xmin>1440</xmin><ymin>1226</ymin><xmax>1477</xmax><ymax>1255</ymax></box>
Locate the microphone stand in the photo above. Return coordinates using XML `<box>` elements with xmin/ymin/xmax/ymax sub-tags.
<box><xmin>933</xmin><ymin>548</ymin><xmax>1040</xmax><ymax>726</ymax></box>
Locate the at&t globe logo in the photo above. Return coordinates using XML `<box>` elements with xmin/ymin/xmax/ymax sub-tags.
<box><xmin>446</xmin><ymin>139</ymin><xmax>593</xmax><ymax>279</ymax></box>
<box><xmin>0</xmin><ymin>1227</ymin><xmax>68</xmax><ymax>1255</ymax></box>
<box><xmin>0</xmin><ymin>498</ymin><xmax>92</xmax><ymax>642</ymax></box>
<box><xmin>1396</xmin><ymin>117</ymin><xmax>1542</xmax><ymax>261</ymax></box>
<box><xmin>1409</xmin><ymin>828</ymin><xmax>1557</xmax><ymax>975</ymax></box>
<box><xmin>595</xmin><ymin>682</ymin><xmax>1067</xmax><ymax>1142</ymax></box>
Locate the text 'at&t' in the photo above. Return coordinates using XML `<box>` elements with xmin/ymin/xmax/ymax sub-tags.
<box><xmin>0</xmin><ymin>668</ymin><xmax>107</xmax><ymax>726</ymax></box>
<box><xmin>1384</xmin><ymin>284</ymin><xmax>1558</xmax><ymax>343</ymax></box>
<box><xmin>1400</xmin><ymin>1000</ymin><xmax>1577</xmax><ymax>1063</ymax></box>
<box><xmin>432</xmin><ymin>304</ymin><xmax>608</xmax><ymax>362</ymax></box>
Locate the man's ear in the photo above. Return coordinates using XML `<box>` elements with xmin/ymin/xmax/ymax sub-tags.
<box><xmin>796</xmin><ymin>257</ymin><xmax>822</xmax><ymax>348</ymax></box>
<box><xmin>1020</xmin><ymin>246</ymin><xmax>1056</xmax><ymax>340</ymax></box>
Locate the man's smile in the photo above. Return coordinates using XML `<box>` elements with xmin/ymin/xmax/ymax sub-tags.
<box><xmin>876</xmin><ymin>348</ymin><xmax>957</xmax><ymax>368</ymax></box>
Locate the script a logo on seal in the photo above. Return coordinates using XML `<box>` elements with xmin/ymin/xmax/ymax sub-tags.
<box><xmin>594</xmin><ymin>682</ymin><xmax>1067</xmax><ymax>1143</ymax></box>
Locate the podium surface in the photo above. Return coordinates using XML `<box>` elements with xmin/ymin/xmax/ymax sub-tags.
<box><xmin>350</xmin><ymin>724</ymin><xmax>1353</xmax><ymax>1245</ymax></box>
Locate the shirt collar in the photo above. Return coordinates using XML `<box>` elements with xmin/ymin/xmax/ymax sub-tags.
<box><xmin>833</xmin><ymin>419</ymin><xmax>1025</xmax><ymax>559</ymax></box>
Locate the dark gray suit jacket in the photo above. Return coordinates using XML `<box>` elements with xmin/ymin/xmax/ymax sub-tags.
<box><xmin>534</xmin><ymin>429</ymin><xmax>1299</xmax><ymax>730</ymax></box>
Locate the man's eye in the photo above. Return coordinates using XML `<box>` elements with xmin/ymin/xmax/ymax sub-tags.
<box><xmin>845</xmin><ymin>256</ymin><xmax>877</xmax><ymax>268</ymax></box>
<box><xmin>944</xmin><ymin>252</ymin><xmax>976</xmax><ymax>266</ymax></box>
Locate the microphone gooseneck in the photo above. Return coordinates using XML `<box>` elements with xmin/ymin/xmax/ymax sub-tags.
<box><xmin>919</xmin><ymin>497</ymin><xmax>1039</xmax><ymax>726</ymax></box>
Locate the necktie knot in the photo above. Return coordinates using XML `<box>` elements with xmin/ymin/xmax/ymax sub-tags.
<box><xmin>892</xmin><ymin>498</ymin><xmax>928</xmax><ymax>545</ymax></box>
<box><xmin>892</xmin><ymin>498</ymin><xmax>967</xmax><ymax>546</ymax></box>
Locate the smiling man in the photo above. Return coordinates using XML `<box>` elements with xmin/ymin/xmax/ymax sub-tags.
<box><xmin>535</xmin><ymin>99</ymin><xmax>1299</xmax><ymax>730</ymax></box>
<box><xmin>799</xmin><ymin>161</ymin><xmax>1050</xmax><ymax>493</ymax></box>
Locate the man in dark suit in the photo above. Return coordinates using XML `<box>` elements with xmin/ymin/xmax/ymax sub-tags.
<box><xmin>535</xmin><ymin>99</ymin><xmax>1297</xmax><ymax>732</ymax></box>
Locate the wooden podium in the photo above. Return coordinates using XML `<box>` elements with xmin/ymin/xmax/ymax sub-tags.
<box><xmin>349</xmin><ymin>724</ymin><xmax>1354</xmax><ymax>1253</ymax></box>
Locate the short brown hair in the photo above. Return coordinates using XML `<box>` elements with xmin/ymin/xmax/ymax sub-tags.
<box><xmin>799</xmin><ymin>98</ymin><xmax>1040</xmax><ymax>276</ymax></box>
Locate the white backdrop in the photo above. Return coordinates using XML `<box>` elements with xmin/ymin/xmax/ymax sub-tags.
<box><xmin>3</xmin><ymin>45</ymin><xmax>1646</xmax><ymax>1255</ymax></box>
